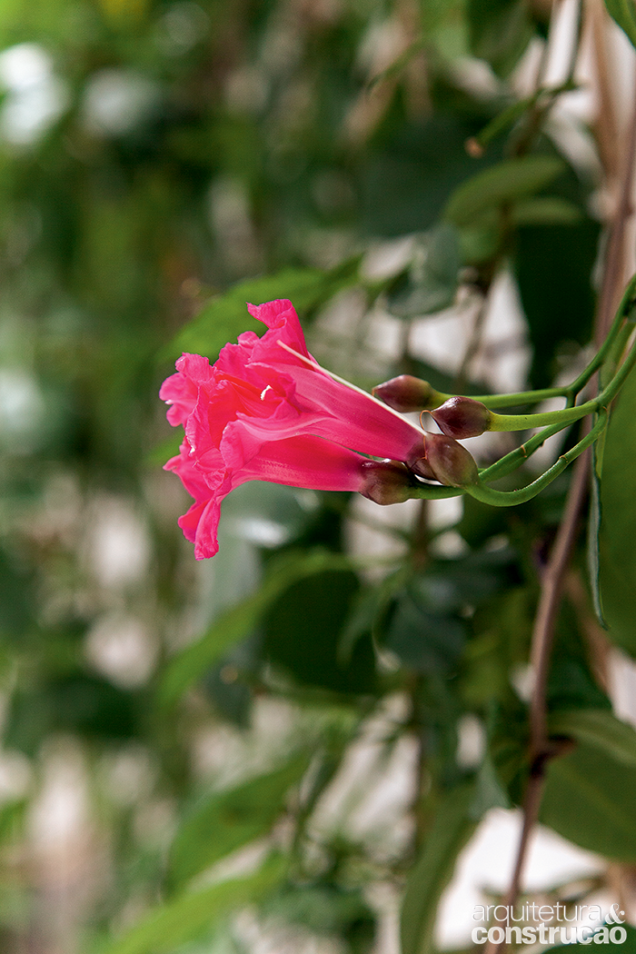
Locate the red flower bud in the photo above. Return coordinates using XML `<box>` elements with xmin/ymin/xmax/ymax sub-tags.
<box><xmin>429</xmin><ymin>396</ymin><xmax>491</xmax><ymax>439</ymax></box>
<box><xmin>424</xmin><ymin>433</ymin><xmax>479</xmax><ymax>487</ymax></box>
<box><xmin>373</xmin><ymin>375</ymin><xmax>443</xmax><ymax>412</ymax></box>
<box><xmin>359</xmin><ymin>459</ymin><xmax>414</xmax><ymax>505</ymax></box>
<box><xmin>408</xmin><ymin>456</ymin><xmax>436</xmax><ymax>480</ymax></box>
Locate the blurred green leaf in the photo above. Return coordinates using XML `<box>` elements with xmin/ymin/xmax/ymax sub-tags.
<box><xmin>146</xmin><ymin>433</ymin><xmax>181</xmax><ymax>467</ymax></box>
<box><xmin>388</xmin><ymin>224</ymin><xmax>460</xmax><ymax>318</ymax></box>
<box><xmin>461</xmin><ymin>587</ymin><xmax>532</xmax><ymax>707</ymax></box>
<box><xmin>360</xmin><ymin>116</ymin><xmax>501</xmax><ymax>238</ymax></box>
<box><xmin>169</xmin><ymin>754</ymin><xmax>310</xmax><ymax>888</ymax></box>
<box><xmin>400</xmin><ymin>784</ymin><xmax>477</xmax><ymax>954</ymax></box>
<box><xmin>385</xmin><ymin>597</ymin><xmax>466</xmax><ymax>674</ymax></box>
<box><xmin>605</xmin><ymin>0</ymin><xmax>636</xmax><ymax>49</ymax></box>
<box><xmin>471</xmin><ymin>755</ymin><xmax>511</xmax><ymax>815</ymax></box>
<box><xmin>540</xmin><ymin>742</ymin><xmax>636</xmax><ymax>862</ymax></box>
<box><xmin>385</xmin><ymin>551</ymin><xmax>512</xmax><ymax>675</ymax></box>
<box><xmin>160</xmin><ymin>550</ymin><xmax>353</xmax><ymax>705</ymax></box>
<box><xmin>549</xmin><ymin>709</ymin><xmax>636</xmax><ymax>768</ymax></box>
<box><xmin>0</xmin><ymin>547</ymin><xmax>36</xmax><ymax>640</ymax></box>
<box><xmin>467</xmin><ymin>0</ymin><xmax>534</xmax><ymax>75</ymax></box>
<box><xmin>99</xmin><ymin>855</ymin><xmax>285</xmax><ymax>954</ymax></box>
<box><xmin>547</xmin><ymin>600</ymin><xmax>612</xmax><ymax>713</ymax></box>
<box><xmin>597</xmin><ymin>361</ymin><xmax>636</xmax><ymax>655</ymax></box>
<box><xmin>444</xmin><ymin>156</ymin><xmax>565</xmax><ymax>227</ymax></box>
<box><xmin>163</xmin><ymin>260</ymin><xmax>360</xmax><ymax>362</ymax></box>
<box><xmin>5</xmin><ymin>676</ymin><xmax>138</xmax><ymax>756</ymax></box>
<box><xmin>263</xmin><ymin>567</ymin><xmax>377</xmax><ymax>694</ymax></box>
<box><xmin>266</xmin><ymin>884</ymin><xmax>375</xmax><ymax>954</ymax></box>
<box><xmin>511</xmin><ymin>197</ymin><xmax>583</xmax><ymax>227</ymax></box>
<box><xmin>515</xmin><ymin>217</ymin><xmax>600</xmax><ymax>387</ymax></box>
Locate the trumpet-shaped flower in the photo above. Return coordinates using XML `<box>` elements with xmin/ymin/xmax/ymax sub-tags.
<box><xmin>160</xmin><ymin>299</ymin><xmax>424</xmax><ymax>558</ymax></box>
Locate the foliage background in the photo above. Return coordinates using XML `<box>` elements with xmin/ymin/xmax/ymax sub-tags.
<box><xmin>0</xmin><ymin>0</ymin><xmax>636</xmax><ymax>952</ymax></box>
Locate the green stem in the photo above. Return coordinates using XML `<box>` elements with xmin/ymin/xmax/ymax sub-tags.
<box><xmin>489</xmin><ymin>403</ymin><xmax>589</xmax><ymax>432</ymax></box>
<box><xmin>597</xmin><ymin>325</ymin><xmax>636</xmax><ymax>404</ymax></box>
<box><xmin>409</xmin><ymin>484</ymin><xmax>463</xmax><ymax>502</ymax></box>
<box><xmin>477</xmin><ymin>290</ymin><xmax>635</xmax><ymax>479</ymax></box>
<box><xmin>467</xmin><ymin>274</ymin><xmax>636</xmax><ymax>416</ymax></box>
<box><xmin>488</xmin><ymin>315</ymin><xmax>636</xmax><ymax>432</ymax></box>
<box><xmin>599</xmin><ymin>322</ymin><xmax>632</xmax><ymax>391</ymax></box>
<box><xmin>470</xmin><ymin>80</ymin><xmax>578</xmax><ymax>153</ymax></box>
<box><xmin>471</xmin><ymin>387</ymin><xmax>569</xmax><ymax>409</ymax></box>
<box><xmin>478</xmin><ymin>420</ymin><xmax>567</xmax><ymax>483</ymax></box>
<box><xmin>466</xmin><ymin>411</ymin><xmax>607</xmax><ymax>507</ymax></box>
<box><xmin>567</xmin><ymin>272</ymin><xmax>636</xmax><ymax>393</ymax></box>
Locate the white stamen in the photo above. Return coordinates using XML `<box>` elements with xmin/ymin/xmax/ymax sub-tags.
<box><xmin>260</xmin><ymin>385</ymin><xmax>272</xmax><ymax>400</ymax></box>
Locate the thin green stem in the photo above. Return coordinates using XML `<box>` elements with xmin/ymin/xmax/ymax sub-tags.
<box><xmin>467</xmin><ymin>274</ymin><xmax>636</xmax><ymax>416</ymax></box>
<box><xmin>599</xmin><ymin>322</ymin><xmax>632</xmax><ymax>391</ymax></box>
<box><xmin>409</xmin><ymin>483</ymin><xmax>463</xmax><ymax>502</ymax></box>
<box><xmin>465</xmin><ymin>411</ymin><xmax>607</xmax><ymax>508</ymax></box>
<box><xmin>568</xmin><ymin>272</ymin><xmax>636</xmax><ymax>392</ymax></box>
<box><xmin>490</xmin><ymin>403</ymin><xmax>590</xmax><ymax>431</ymax></box>
<box><xmin>475</xmin><ymin>284</ymin><xmax>636</xmax><ymax>482</ymax></box>
<box><xmin>471</xmin><ymin>386</ymin><xmax>569</xmax><ymax>408</ymax></box>
<box><xmin>478</xmin><ymin>420</ymin><xmax>567</xmax><ymax>483</ymax></box>
<box><xmin>488</xmin><ymin>310</ymin><xmax>635</xmax><ymax>432</ymax></box>
<box><xmin>597</xmin><ymin>325</ymin><xmax>636</xmax><ymax>404</ymax></box>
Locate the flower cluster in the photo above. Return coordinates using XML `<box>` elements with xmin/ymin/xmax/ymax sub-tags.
<box><xmin>160</xmin><ymin>299</ymin><xmax>477</xmax><ymax>558</ymax></box>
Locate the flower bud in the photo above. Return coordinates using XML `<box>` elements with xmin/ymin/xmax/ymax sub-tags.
<box><xmin>424</xmin><ymin>433</ymin><xmax>479</xmax><ymax>487</ymax></box>
<box><xmin>372</xmin><ymin>375</ymin><xmax>443</xmax><ymax>412</ymax></box>
<box><xmin>408</xmin><ymin>456</ymin><xmax>436</xmax><ymax>480</ymax></box>
<box><xmin>429</xmin><ymin>396</ymin><xmax>491</xmax><ymax>439</ymax></box>
<box><xmin>359</xmin><ymin>459</ymin><xmax>414</xmax><ymax>505</ymax></box>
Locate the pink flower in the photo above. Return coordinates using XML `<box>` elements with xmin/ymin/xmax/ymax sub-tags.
<box><xmin>160</xmin><ymin>299</ymin><xmax>424</xmax><ymax>558</ymax></box>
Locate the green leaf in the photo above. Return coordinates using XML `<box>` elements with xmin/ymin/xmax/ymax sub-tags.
<box><xmin>384</xmin><ymin>591</ymin><xmax>466</xmax><ymax>675</ymax></box>
<box><xmin>515</xmin><ymin>217</ymin><xmax>600</xmax><ymax>387</ymax></box>
<box><xmin>400</xmin><ymin>784</ymin><xmax>478</xmax><ymax>954</ymax></box>
<box><xmin>605</xmin><ymin>0</ymin><xmax>636</xmax><ymax>49</ymax></box>
<box><xmin>160</xmin><ymin>550</ymin><xmax>353</xmax><ymax>705</ymax></box>
<box><xmin>511</xmin><ymin>197</ymin><xmax>583</xmax><ymax>227</ymax></box>
<box><xmin>444</xmin><ymin>155</ymin><xmax>565</xmax><ymax>227</ymax></box>
<box><xmin>471</xmin><ymin>755</ymin><xmax>511</xmax><ymax>815</ymax></box>
<box><xmin>169</xmin><ymin>754</ymin><xmax>310</xmax><ymax>887</ymax></box>
<box><xmin>549</xmin><ymin>709</ymin><xmax>636</xmax><ymax>768</ymax></box>
<box><xmin>263</xmin><ymin>567</ymin><xmax>377</xmax><ymax>694</ymax></box>
<box><xmin>5</xmin><ymin>676</ymin><xmax>138</xmax><ymax>756</ymax></box>
<box><xmin>547</xmin><ymin>600</ymin><xmax>612</xmax><ymax>713</ymax></box>
<box><xmin>540</xmin><ymin>742</ymin><xmax>636</xmax><ymax>863</ymax></box>
<box><xmin>597</xmin><ymin>360</ymin><xmax>636</xmax><ymax>655</ymax></box>
<box><xmin>265</xmin><ymin>884</ymin><xmax>375</xmax><ymax>952</ymax></box>
<box><xmin>467</xmin><ymin>0</ymin><xmax>534</xmax><ymax>75</ymax></box>
<box><xmin>588</xmin><ymin>426</ymin><xmax>607</xmax><ymax>626</ymax></box>
<box><xmin>387</xmin><ymin>224</ymin><xmax>460</xmax><ymax>318</ymax></box>
<box><xmin>360</xmin><ymin>115</ymin><xmax>501</xmax><ymax>238</ymax></box>
<box><xmin>162</xmin><ymin>260</ymin><xmax>360</xmax><ymax>362</ymax></box>
<box><xmin>461</xmin><ymin>588</ymin><xmax>533</xmax><ymax>707</ymax></box>
<box><xmin>98</xmin><ymin>855</ymin><xmax>285</xmax><ymax>954</ymax></box>
<box><xmin>470</xmin><ymin>94</ymin><xmax>538</xmax><ymax>151</ymax></box>
<box><xmin>146</xmin><ymin>433</ymin><xmax>182</xmax><ymax>467</ymax></box>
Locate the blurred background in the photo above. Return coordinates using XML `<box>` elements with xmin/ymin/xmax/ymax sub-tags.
<box><xmin>0</xmin><ymin>0</ymin><xmax>635</xmax><ymax>952</ymax></box>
